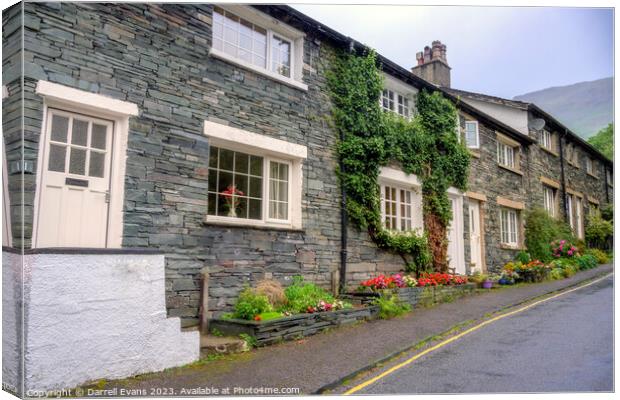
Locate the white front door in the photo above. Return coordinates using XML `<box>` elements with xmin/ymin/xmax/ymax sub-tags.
<box><xmin>447</xmin><ymin>194</ymin><xmax>465</xmax><ymax>274</ymax></box>
<box><xmin>35</xmin><ymin>109</ymin><xmax>114</xmax><ymax>247</ymax></box>
<box><xmin>469</xmin><ymin>200</ymin><xmax>483</xmax><ymax>273</ymax></box>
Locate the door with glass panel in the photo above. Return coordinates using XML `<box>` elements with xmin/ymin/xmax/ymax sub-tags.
<box><xmin>35</xmin><ymin>109</ymin><xmax>113</xmax><ymax>247</ymax></box>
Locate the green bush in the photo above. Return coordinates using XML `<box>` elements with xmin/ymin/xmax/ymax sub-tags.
<box><xmin>524</xmin><ymin>208</ymin><xmax>574</xmax><ymax>262</ymax></box>
<box><xmin>515</xmin><ymin>251</ymin><xmax>531</xmax><ymax>264</ymax></box>
<box><xmin>575</xmin><ymin>254</ymin><xmax>598</xmax><ymax>270</ymax></box>
<box><xmin>283</xmin><ymin>276</ymin><xmax>335</xmax><ymax>314</ymax></box>
<box><xmin>601</xmin><ymin>203</ymin><xmax>613</xmax><ymax>222</ymax></box>
<box><xmin>373</xmin><ymin>293</ymin><xmax>411</xmax><ymax>319</ymax></box>
<box><xmin>585</xmin><ymin>248</ymin><xmax>609</xmax><ymax>264</ymax></box>
<box><xmin>233</xmin><ymin>288</ymin><xmax>273</xmax><ymax>320</ymax></box>
<box><xmin>549</xmin><ymin>268</ymin><xmax>565</xmax><ymax>280</ymax></box>
<box><xmin>586</xmin><ymin>213</ymin><xmax>613</xmax><ymax>249</ymax></box>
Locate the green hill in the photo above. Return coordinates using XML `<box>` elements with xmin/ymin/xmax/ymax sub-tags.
<box><xmin>513</xmin><ymin>77</ymin><xmax>612</xmax><ymax>139</ymax></box>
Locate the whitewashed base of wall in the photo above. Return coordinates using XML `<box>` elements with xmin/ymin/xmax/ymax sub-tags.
<box><xmin>2</xmin><ymin>250</ymin><xmax>200</xmax><ymax>393</ymax></box>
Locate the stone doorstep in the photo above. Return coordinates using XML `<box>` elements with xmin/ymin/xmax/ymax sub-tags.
<box><xmin>200</xmin><ymin>334</ymin><xmax>248</xmax><ymax>357</ymax></box>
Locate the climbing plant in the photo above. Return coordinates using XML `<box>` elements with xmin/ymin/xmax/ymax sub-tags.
<box><xmin>327</xmin><ymin>49</ymin><xmax>470</xmax><ymax>274</ymax></box>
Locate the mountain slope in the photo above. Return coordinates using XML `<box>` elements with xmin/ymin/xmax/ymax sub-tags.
<box><xmin>513</xmin><ymin>77</ymin><xmax>612</xmax><ymax>139</ymax></box>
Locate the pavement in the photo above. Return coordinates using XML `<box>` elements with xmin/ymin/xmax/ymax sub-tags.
<box><xmin>346</xmin><ymin>273</ymin><xmax>613</xmax><ymax>394</ymax></box>
<box><xmin>84</xmin><ymin>264</ymin><xmax>613</xmax><ymax>395</ymax></box>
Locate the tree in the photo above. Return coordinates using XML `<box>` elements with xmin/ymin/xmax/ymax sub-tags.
<box><xmin>588</xmin><ymin>123</ymin><xmax>613</xmax><ymax>160</ymax></box>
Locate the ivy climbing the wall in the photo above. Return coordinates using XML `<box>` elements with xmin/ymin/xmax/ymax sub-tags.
<box><xmin>327</xmin><ymin>49</ymin><xmax>470</xmax><ymax>274</ymax></box>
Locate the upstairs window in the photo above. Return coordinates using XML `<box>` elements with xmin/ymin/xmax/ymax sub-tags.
<box><xmin>586</xmin><ymin>157</ymin><xmax>594</xmax><ymax>175</ymax></box>
<box><xmin>211</xmin><ymin>6</ymin><xmax>305</xmax><ymax>89</ymax></box>
<box><xmin>465</xmin><ymin>121</ymin><xmax>479</xmax><ymax>149</ymax></box>
<box><xmin>381</xmin><ymin>89</ymin><xmax>410</xmax><ymax>118</ymax></box>
<box><xmin>497</xmin><ymin>141</ymin><xmax>516</xmax><ymax>169</ymax></box>
<box><xmin>607</xmin><ymin>169</ymin><xmax>613</xmax><ymax>186</ymax></box>
<box><xmin>541</xmin><ymin>129</ymin><xmax>552</xmax><ymax>150</ymax></box>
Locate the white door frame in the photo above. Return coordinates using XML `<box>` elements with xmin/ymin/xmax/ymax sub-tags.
<box><xmin>33</xmin><ymin>81</ymin><xmax>138</xmax><ymax>248</ymax></box>
<box><xmin>468</xmin><ymin>199</ymin><xmax>483</xmax><ymax>273</ymax></box>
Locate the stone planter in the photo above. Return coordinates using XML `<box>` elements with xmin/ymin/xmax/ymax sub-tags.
<box><xmin>208</xmin><ymin>306</ymin><xmax>378</xmax><ymax>346</ymax></box>
<box><xmin>347</xmin><ymin>283</ymin><xmax>477</xmax><ymax>308</ymax></box>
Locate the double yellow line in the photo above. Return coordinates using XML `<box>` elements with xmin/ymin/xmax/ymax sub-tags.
<box><xmin>344</xmin><ymin>273</ymin><xmax>613</xmax><ymax>395</ymax></box>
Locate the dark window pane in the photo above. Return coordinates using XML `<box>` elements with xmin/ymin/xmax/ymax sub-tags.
<box><xmin>234</xmin><ymin>173</ymin><xmax>248</xmax><ymax>195</ymax></box>
<box><xmin>234</xmin><ymin>152</ymin><xmax>249</xmax><ymax>173</ymax></box>
<box><xmin>236</xmin><ymin>197</ymin><xmax>248</xmax><ymax>219</ymax></box>
<box><xmin>218</xmin><ymin>171</ymin><xmax>233</xmax><ymax>192</ymax></box>
<box><xmin>50</xmin><ymin>115</ymin><xmax>69</xmax><ymax>142</ymax></box>
<box><xmin>71</xmin><ymin>119</ymin><xmax>89</xmax><ymax>146</ymax></box>
<box><xmin>88</xmin><ymin>151</ymin><xmax>105</xmax><ymax>178</ymax></box>
<box><xmin>208</xmin><ymin>169</ymin><xmax>218</xmax><ymax>192</ymax></box>
<box><xmin>249</xmin><ymin>177</ymin><xmax>262</xmax><ymax>198</ymax></box>
<box><xmin>91</xmin><ymin>124</ymin><xmax>107</xmax><ymax>150</ymax></box>
<box><xmin>69</xmin><ymin>148</ymin><xmax>86</xmax><ymax>175</ymax></box>
<box><xmin>208</xmin><ymin>193</ymin><xmax>217</xmax><ymax>216</ymax></box>
<box><xmin>249</xmin><ymin>198</ymin><xmax>262</xmax><ymax>219</ymax></box>
<box><xmin>48</xmin><ymin>144</ymin><xmax>66</xmax><ymax>172</ymax></box>
<box><xmin>209</xmin><ymin>146</ymin><xmax>219</xmax><ymax>168</ymax></box>
<box><xmin>250</xmin><ymin>155</ymin><xmax>263</xmax><ymax>176</ymax></box>
<box><xmin>220</xmin><ymin>149</ymin><xmax>234</xmax><ymax>171</ymax></box>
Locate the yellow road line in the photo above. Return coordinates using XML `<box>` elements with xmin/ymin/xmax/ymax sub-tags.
<box><xmin>344</xmin><ymin>272</ymin><xmax>613</xmax><ymax>395</ymax></box>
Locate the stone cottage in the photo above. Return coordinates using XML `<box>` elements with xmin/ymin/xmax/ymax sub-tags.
<box><xmin>1</xmin><ymin>2</ymin><xmax>612</xmax><ymax>391</ymax></box>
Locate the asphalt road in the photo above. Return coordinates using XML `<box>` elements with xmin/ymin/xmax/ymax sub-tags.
<box><xmin>355</xmin><ymin>274</ymin><xmax>614</xmax><ymax>394</ymax></box>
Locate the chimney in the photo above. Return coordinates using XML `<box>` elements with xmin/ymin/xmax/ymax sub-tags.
<box><xmin>411</xmin><ymin>40</ymin><xmax>451</xmax><ymax>88</ymax></box>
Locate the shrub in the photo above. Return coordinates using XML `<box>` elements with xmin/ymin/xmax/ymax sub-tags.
<box><xmin>575</xmin><ymin>254</ymin><xmax>598</xmax><ymax>270</ymax></box>
<box><xmin>255</xmin><ymin>279</ymin><xmax>287</xmax><ymax>307</ymax></box>
<box><xmin>283</xmin><ymin>276</ymin><xmax>335</xmax><ymax>314</ymax></box>
<box><xmin>585</xmin><ymin>248</ymin><xmax>610</xmax><ymax>264</ymax></box>
<box><xmin>549</xmin><ymin>268</ymin><xmax>565</xmax><ymax>280</ymax></box>
<box><xmin>515</xmin><ymin>251</ymin><xmax>531</xmax><ymax>264</ymax></box>
<box><xmin>373</xmin><ymin>293</ymin><xmax>411</xmax><ymax>319</ymax></box>
<box><xmin>233</xmin><ymin>288</ymin><xmax>273</xmax><ymax>320</ymax></box>
<box><xmin>549</xmin><ymin>258</ymin><xmax>578</xmax><ymax>277</ymax></box>
<box><xmin>524</xmin><ymin>208</ymin><xmax>574</xmax><ymax>262</ymax></box>
<box><xmin>550</xmin><ymin>239</ymin><xmax>578</xmax><ymax>258</ymax></box>
<box><xmin>601</xmin><ymin>203</ymin><xmax>613</xmax><ymax>222</ymax></box>
<box><xmin>586</xmin><ymin>213</ymin><xmax>613</xmax><ymax>249</ymax></box>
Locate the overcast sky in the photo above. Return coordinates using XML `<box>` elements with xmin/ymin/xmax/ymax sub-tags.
<box><xmin>292</xmin><ymin>5</ymin><xmax>613</xmax><ymax>98</ymax></box>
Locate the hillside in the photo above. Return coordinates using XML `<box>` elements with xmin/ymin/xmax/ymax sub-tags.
<box><xmin>513</xmin><ymin>77</ymin><xmax>613</xmax><ymax>139</ymax></box>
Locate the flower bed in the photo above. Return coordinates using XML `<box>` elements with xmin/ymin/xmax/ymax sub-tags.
<box><xmin>209</xmin><ymin>306</ymin><xmax>378</xmax><ymax>346</ymax></box>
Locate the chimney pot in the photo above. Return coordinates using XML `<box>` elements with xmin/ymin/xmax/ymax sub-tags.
<box><xmin>412</xmin><ymin>40</ymin><xmax>451</xmax><ymax>87</ymax></box>
<box><xmin>416</xmin><ymin>51</ymin><xmax>424</xmax><ymax>65</ymax></box>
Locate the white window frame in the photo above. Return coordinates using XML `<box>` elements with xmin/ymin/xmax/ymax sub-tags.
<box><xmin>566</xmin><ymin>194</ymin><xmax>574</xmax><ymax>230</ymax></box>
<box><xmin>543</xmin><ymin>185</ymin><xmax>557</xmax><ymax>217</ymax></box>
<box><xmin>575</xmin><ymin>196</ymin><xmax>584</xmax><ymax>239</ymax></box>
<box><xmin>33</xmin><ymin>80</ymin><xmax>138</xmax><ymax>248</ymax></box>
<box><xmin>380</xmin><ymin>183</ymin><xmax>414</xmax><ymax>232</ymax></box>
<box><xmin>380</xmin><ymin>74</ymin><xmax>417</xmax><ymax>120</ymax></box>
<box><xmin>465</xmin><ymin>121</ymin><xmax>479</xmax><ymax>149</ymax></box>
<box><xmin>497</xmin><ymin>141</ymin><xmax>516</xmax><ymax>169</ymax></box>
<box><xmin>541</xmin><ymin>129</ymin><xmax>552</xmax><ymax>151</ymax></box>
<box><xmin>586</xmin><ymin>156</ymin><xmax>593</xmax><ymax>175</ymax></box>
<box><xmin>500</xmin><ymin>207</ymin><xmax>519</xmax><ymax>247</ymax></box>
<box><xmin>209</xmin><ymin>5</ymin><xmax>307</xmax><ymax>91</ymax></box>
<box><xmin>203</xmin><ymin>121</ymin><xmax>306</xmax><ymax>229</ymax></box>
<box><xmin>378</xmin><ymin>167</ymin><xmax>424</xmax><ymax>233</ymax></box>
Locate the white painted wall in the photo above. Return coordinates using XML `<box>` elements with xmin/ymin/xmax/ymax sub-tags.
<box><xmin>463</xmin><ymin>98</ymin><xmax>530</xmax><ymax>136</ymax></box>
<box><xmin>2</xmin><ymin>251</ymin><xmax>199</xmax><ymax>392</ymax></box>
<box><xmin>2</xmin><ymin>251</ymin><xmax>23</xmax><ymax>396</ymax></box>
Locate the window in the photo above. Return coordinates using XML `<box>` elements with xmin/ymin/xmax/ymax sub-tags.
<box><xmin>465</xmin><ymin>121</ymin><xmax>479</xmax><ymax>149</ymax></box>
<box><xmin>589</xmin><ymin>202</ymin><xmax>599</xmax><ymax>216</ymax></box>
<box><xmin>210</xmin><ymin>6</ymin><xmax>305</xmax><ymax>89</ymax></box>
<box><xmin>586</xmin><ymin>157</ymin><xmax>593</xmax><ymax>175</ymax></box>
<box><xmin>497</xmin><ymin>141</ymin><xmax>516</xmax><ymax>169</ymax></box>
<box><xmin>500</xmin><ymin>208</ymin><xmax>519</xmax><ymax>246</ymax></box>
<box><xmin>381</xmin><ymin>89</ymin><xmax>410</xmax><ymax>118</ymax></box>
<box><xmin>381</xmin><ymin>184</ymin><xmax>413</xmax><ymax>231</ymax></box>
<box><xmin>607</xmin><ymin>169</ymin><xmax>613</xmax><ymax>186</ymax></box>
<box><xmin>566</xmin><ymin>194</ymin><xmax>574</xmax><ymax>230</ymax></box>
<box><xmin>207</xmin><ymin>146</ymin><xmax>290</xmax><ymax>223</ymax></box>
<box><xmin>541</xmin><ymin>130</ymin><xmax>552</xmax><ymax>150</ymax></box>
<box><xmin>543</xmin><ymin>185</ymin><xmax>556</xmax><ymax>217</ymax></box>
<box><xmin>575</xmin><ymin>197</ymin><xmax>584</xmax><ymax>239</ymax></box>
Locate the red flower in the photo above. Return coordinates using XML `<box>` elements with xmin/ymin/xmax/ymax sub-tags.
<box><xmin>254</xmin><ymin>315</ymin><xmax>262</xmax><ymax>321</ymax></box>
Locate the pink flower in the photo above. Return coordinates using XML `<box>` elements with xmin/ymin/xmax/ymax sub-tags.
<box><xmin>568</xmin><ymin>250</ymin><xmax>573</xmax><ymax>256</ymax></box>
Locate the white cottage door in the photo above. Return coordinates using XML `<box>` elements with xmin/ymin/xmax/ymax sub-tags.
<box><xmin>447</xmin><ymin>195</ymin><xmax>465</xmax><ymax>274</ymax></box>
<box><xmin>35</xmin><ymin>109</ymin><xmax>114</xmax><ymax>247</ymax></box>
<box><xmin>469</xmin><ymin>200</ymin><xmax>483</xmax><ymax>273</ymax></box>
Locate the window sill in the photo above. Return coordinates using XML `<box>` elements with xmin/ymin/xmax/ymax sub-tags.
<box><xmin>203</xmin><ymin>215</ymin><xmax>303</xmax><ymax>232</ymax></box>
<box><xmin>540</xmin><ymin>146</ymin><xmax>559</xmax><ymax>157</ymax></box>
<box><xmin>209</xmin><ymin>48</ymin><xmax>308</xmax><ymax>92</ymax></box>
<box><xmin>469</xmin><ymin>150</ymin><xmax>481</xmax><ymax>158</ymax></box>
<box><xmin>587</xmin><ymin>172</ymin><xmax>600</xmax><ymax>179</ymax></box>
<box><xmin>498</xmin><ymin>164</ymin><xmax>523</xmax><ymax>176</ymax></box>
<box><xmin>499</xmin><ymin>243</ymin><xmax>523</xmax><ymax>250</ymax></box>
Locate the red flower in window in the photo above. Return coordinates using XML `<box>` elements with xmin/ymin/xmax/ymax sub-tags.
<box><xmin>220</xmin><ymin>184</ymin><xmax>244</xmax><ymax>215</ymax></box>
